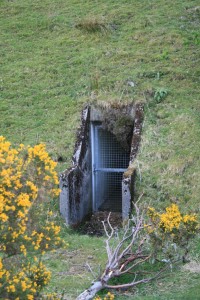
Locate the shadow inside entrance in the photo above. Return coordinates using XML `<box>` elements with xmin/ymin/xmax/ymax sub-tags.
<box><xmin>98</xmin><ymin>186</ymin><xmax>122</xmax><ymax>212</ymax></box>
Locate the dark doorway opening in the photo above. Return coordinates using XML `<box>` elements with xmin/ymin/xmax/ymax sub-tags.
<box><xmin>91</xmin><ymin>122</ymin><xmax>130</xmax><ymax>213</ymax></box>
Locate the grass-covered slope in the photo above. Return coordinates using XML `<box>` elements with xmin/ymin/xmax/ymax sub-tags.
<box><xmin>1</xmin><ymin>0</ymin><xmax>200</xmax><ymax>298</ymax></box>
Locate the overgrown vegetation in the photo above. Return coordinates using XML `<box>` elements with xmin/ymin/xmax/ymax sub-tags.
<box><xmin>0</xmin><ymin>137</ymin><xmax>65</xmax><ymax>299</ymax></box>
<box><xmin>0</xmin><ymin>0</ymin><xmax>200</xmax><ymax>299</ymax></box>
<box><xmin>93</xmin><ymin>102</ymin><xmax>134</xmax><ymax>151</ymax></box>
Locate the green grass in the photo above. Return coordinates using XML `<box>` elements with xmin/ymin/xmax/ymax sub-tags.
<box><xmin>43</xmin><ymin>234</ymin><xmax>107</xmax><ymax>299</ymax></box>
<box><xmin>1</xmin><ymin>0</ymin><xmax>200</xmax><ymax>298</ymax></box>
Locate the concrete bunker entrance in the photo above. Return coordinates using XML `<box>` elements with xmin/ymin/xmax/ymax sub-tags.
<box><xmin>59</xmin><ymin>103</ymin><xmax>144</xmax><ymax>226</ymax></box>
<box><xmin>91</xmin><ymin>122</ymin><xmax>130</xmax><ymax>213</ymax></box>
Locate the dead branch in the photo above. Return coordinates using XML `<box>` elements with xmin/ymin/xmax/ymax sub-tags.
<box><xmin>120</xmin><ymin>255</ymin><xmax>151</xmax><ymax>275</ymax></box>
<box><xmin>85</xmin><ymin>263</ymin><xmax>96</xmax><ymax>279</ymax></box>
<box><xmin>76</xmin><ymin>201</ymin><xmax>175</xmax><ymax>300</ymax></box>
<box><xmin>104</xmin><ymin>263</ymin><xmax>171</xmax><ymax>289</ymax></box>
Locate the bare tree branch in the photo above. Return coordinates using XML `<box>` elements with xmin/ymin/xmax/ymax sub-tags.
<box><xmin>104</xmin><ymin>263</ymin><xmax>171</xmax><ymax>289</ymax></box>
<box><xmin>120</xmin><ymin>255</ymin><xmax>151</xmax><ymax>275</ymax></box>
<box><xmin>76</xmin><ymin>200</ymin><xmax>180</xmax><ymax>300</ymax></box>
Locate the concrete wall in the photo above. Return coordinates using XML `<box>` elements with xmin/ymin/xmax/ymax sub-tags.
<box><xmin>122</xmin><ymin>103</ymin><xmax>144</xmax><ymax>219</ymax></box>
<box><xmin>130</xmin><ymin>103</ymin><xmax>144</xmax><ymax>162</ymax></box>
<box><xmin>59</xmin><ymin>106</ymin><xmax>92</xmax><ymax>225</ymax></box>
<box><xmin>122</xmin><ymin>168</ymin><xmax>136</xmax><ymax>220</ymax></box>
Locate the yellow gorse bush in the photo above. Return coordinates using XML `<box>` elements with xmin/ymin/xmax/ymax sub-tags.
<box><xmin>0</xmin><ymin>136</ymin><xmax>65</xmax><ymax>299</ymax></box>
<box><xmin>148</xmin><ymin>204</ymin><xmax>198</xmax><ymax>234</ymax></box>
<box><xmin>147</xmin><ymin>203</ymin><xmax>199</xmax><ymax>262</ymax></box>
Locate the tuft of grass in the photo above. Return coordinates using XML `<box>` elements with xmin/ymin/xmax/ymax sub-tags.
<box><xmin>75</xmin><ymin>16</ymin><xmax>111</xmax><ymax>33</ymax></box>
<box><xmin>153</xmin><ymin>88</ymin><xmax>168</xmax><ymax>103</ymax></box>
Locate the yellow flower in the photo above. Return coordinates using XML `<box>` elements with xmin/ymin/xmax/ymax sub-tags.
<box><xmin>31</xmin><ymin>230</ymin><xmax>37</xmax><ymax>236</ymax></box>
<box><xmin>17</xmin><ymin>210</ymin><xmax>25</xmax><ymax>218</ymax></box>
<box><xmin>20</xmin><ymin>244</ymin><xmax>27</xmax><ymax>256</ymax></box>
<box><xmin>7</xmin><ymin>284</ymin><xmax>16</xmax><ymax>292</ymax></box>
<box><xmin>12</xmin><ymin>231</ymin><xmax>19</xmax><ymax>239</ymax></box>
<box><xmin>52</xmin><ymin>188</ymin><xmax>61</xmax><ymax>196</ymax></box>
<box><xmin>0</xmin><ymin>259</ymin><xmax>5</xmax><ymax>279</ymax></box>
<box><xmin>183</xmin><ymin>214</ymin><xmax>197</xmax><ymax>223</ymax></box>
<box><xmin>21</xmin><ymin>280</ymin><xmax>27</xmax><ymax>291</ymax></box>
<box><xmin>0</xmin><ymin>213</ymin><xmax>8</xmax><ymax>222</ymax></box>
<box><xmin>17</xmin><ymin>193</ymin><xmax>31</xmax><ymax>208</ymax></box>
<box><xmin>53</xmin><ymin>225</ymin><xmax>60</xmax><ymax>235</ymax></box>
<box><xmin>159</xmin><ymin>204</ymin><xmax>182</xmax><ymax>232</ymax></box>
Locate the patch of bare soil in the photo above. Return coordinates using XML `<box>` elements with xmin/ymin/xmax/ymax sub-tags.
<box><xmin>77</xmin><ymin>211</ymin><xmax>122</xmax><ymax>236</ymax></box>
<box><xmin>182</xmin><ymin>260</ymin><xmax>200</xmax><ymax>273</ymax></box>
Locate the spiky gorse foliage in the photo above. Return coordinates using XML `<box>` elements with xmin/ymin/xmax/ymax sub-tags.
<box><xmin>148</xmin><ymin>204</ymin><xmax>198</xmax><ymax>234</ymax></box>
<box><xmin>147</xmin><ymin>204</ymin><xmax>198</xmax><ymax>261</ymax></box>
<box><xmin>0</xmin><ymin>136</ymin><xmax>66</xmax><ymax>299</ymax></box>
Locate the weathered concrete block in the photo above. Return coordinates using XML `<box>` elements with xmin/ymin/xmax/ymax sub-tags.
<box><xmin>59</xmin><ymin>106</ymin><xmax>92</xmax><ymax>225</ymax></box>
<box><xmin>122</xmin><ymin>167</ymin><xmax>136</xmax><ymax>220</ymax></box>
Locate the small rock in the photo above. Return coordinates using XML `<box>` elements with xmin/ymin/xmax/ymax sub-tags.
<box><xmin>127</xmin><ymin>81</ymin><xmax>135</xmax><ymax>87</ymax></box>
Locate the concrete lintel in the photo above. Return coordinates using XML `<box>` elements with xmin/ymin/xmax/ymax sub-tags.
<box><xmin>90</xmin><ymin>107</ymin><xmax>104</xmax><ymax>122</ymax></box>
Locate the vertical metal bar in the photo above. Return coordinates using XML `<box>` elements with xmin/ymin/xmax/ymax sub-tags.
<box><xmin>91</xmin><ymin>123</ymin><xmax>96</xmax><ymax>211</ymax></box>
<box><xmin>95</xmin><ymin>125</ymin><xmax>100</xmax><ymax>210</ymax></box>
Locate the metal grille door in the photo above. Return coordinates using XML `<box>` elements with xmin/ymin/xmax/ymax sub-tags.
<box><xmin>91</xmin><ymin>123</ymin><xmax>130</xmax><ymax>212</ymax></box>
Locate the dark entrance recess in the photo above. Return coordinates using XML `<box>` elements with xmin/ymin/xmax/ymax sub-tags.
<box><xmin>59</xmin><ymin>103</ymin><xmax>144</xmax><ymax>225</ymax></box>
<box><xmin>91</xmin><ymin>123</ymin><xmax>130</xmax><ymax>212</ymax></box>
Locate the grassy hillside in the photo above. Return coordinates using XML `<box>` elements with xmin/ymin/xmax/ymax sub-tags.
<box><xmin>1</xmin><ymin>0</ymin><xmax>200</xmax><ymax>299</ymax></box>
